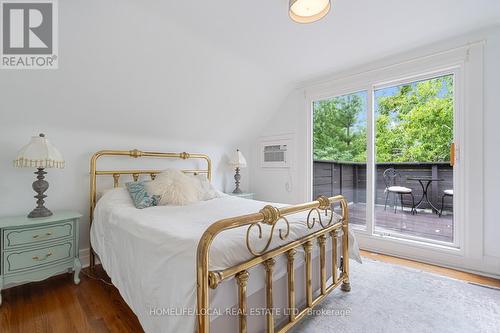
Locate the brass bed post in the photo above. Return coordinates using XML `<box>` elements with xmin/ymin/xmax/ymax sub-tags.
<box><xmin>89</xmin><ymin>151</ymin><xmax>101</xmax><ymax>271</ymax></box>
<box><xmin>263</xmin><ymin>258</ymin><xmax>276</xmax><ymax>333</ymax></box>
<box><xmin>286</xmin><ymin>249</ymin><xmax>297</xmax><ymax>322</ymax></box>
<box><xmin>236</xmin><ymin>271</ymin><xmax>250</xmax><ymax>333</ymax></box>
<box><xmin>197</xmin><ymin>212</ymin><xmax>263</xmax><ymax>333</ymax></box>
<box><xmin>197</xmin><ymin>238</ymin><xmax>211</xmax><ymax>333</ymax></box>
<box><xmin>340</xmin><ymin>199</ymin><xmax>351</xmax><ymax>292</ymax></box>
<box><xmin>330</xmin><ymin>230</ymin><xmax>338</xmax><ymax>285</ymax></box>
<box><xmin>303</xmin><ymin>241</ymin><xmax>313</xmax><ymax>307</ymax></box>
<box><xmin>318</xmin><ymin>235</ymin><xmax>327</xmax><ymax>295</ymax></box>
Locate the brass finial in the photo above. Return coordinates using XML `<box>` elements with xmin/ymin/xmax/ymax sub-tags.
<box><xmin>235</xmin><ymin>271</ymin><xmax>250</xmax><ymax>287</ymax></box>
<box><xmin>208</xmin><ymin>271</ymin><xmax>223</xmax><ymax>289</ymax></box>
<box><xmin>316</xmin><ymin>195</ymin><xmax>331</xmax><ymax>210</ymax></box>
<box><xmin>259</xmin><ymin>205</ymin><xmax>280</xmax><ymax>225</ymax></box>
<box><xmin>129</xmin><ymin>149</ymin><xmax>143</xmax><ymax>158</ymax></box>
<box><xmin>263</xmin><ymin>258</ymin><xmax>276</xmax><ymax>272</ymax></box>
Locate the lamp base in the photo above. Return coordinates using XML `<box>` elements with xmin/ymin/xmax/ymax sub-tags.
<box><xmin>232</xmin><ymin>167</ymin><xmax>242</xmax><ymax>194</ymax></box>
<box><xmin>28</xmin><ymin>168</ymin><xmax>53</xmax><ymax>219</ymax></box>
<box><xmin>28</xmin><ymin>206</ymin><xmax>53</xmax><ymax>218</ymax></box>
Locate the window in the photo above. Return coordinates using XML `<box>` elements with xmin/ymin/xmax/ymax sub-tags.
<box><xmin>313</xmin><ymin>91</ymin><xmax>368</xmax><ymax>228</ymax></box>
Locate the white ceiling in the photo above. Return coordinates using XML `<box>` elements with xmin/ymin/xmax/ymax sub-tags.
<box><xmin>157</xmin><ymin>0</ymin><xmax>500</xmax><ymax>83</ymax></box>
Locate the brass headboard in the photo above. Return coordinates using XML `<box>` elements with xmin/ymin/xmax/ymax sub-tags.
<box><xmin>89</xmin><ymin>149</ymin><xmax>211</xmax><ymax>267</ymax></box>
<box><xmin>89</xmin><ymin>149</ymin><xmax>211</xmax><ymax>217</ymax></box>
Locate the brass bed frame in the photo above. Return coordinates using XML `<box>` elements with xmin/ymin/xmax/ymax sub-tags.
<box><xmin>89</xmin><ymin>149</ymin><xmax>350</xmax><ymax>333</ymax></box>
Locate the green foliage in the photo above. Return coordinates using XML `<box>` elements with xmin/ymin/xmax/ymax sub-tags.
<box><xmin>313</xmin><ymin>76</ymin><xmax>453</xmax><ymax>163</ymax></box>
<box><xmin>376</xmin><ymin>76</ymin><xmax>453</xmax><ymax>162</ymax></box>
<box><xmin>313</xmin><ymin>93</ymin><xmax>367</xmax><ymax>162</ymax></box>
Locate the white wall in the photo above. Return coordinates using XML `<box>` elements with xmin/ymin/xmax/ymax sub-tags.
<box><xmin>250</xmin><ymin>26</ymin><xmax>500</xmax><ymax>276</ymax></box>
<box><xmin>0</xmin><ymin>0</ymin><xmax>291</xmax><ymax>251</ymax></box>
<box><xmin>0</xmin><ymin>128</ymin><xmax>250</xmax><ymax>251</ymax></box>
<box><xmin>482</xmin><ymin>28</ymin><xmax>500</xmax><ymax>260</ymax></box>
<box><xmin>249</xmin><ymin>92</ymin><xmax>306</xmax><ymax>204</ymax></box>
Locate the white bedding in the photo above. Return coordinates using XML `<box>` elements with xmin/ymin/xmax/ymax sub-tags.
<box><xmin>90</xmin><ymin>188</ymin><xmax>361</xmax><ymax>333</ymax></box>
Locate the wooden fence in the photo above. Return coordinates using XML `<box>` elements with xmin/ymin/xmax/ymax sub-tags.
<box><xmin>313</xmin><ymin>160</ymin><xmax>453</xmax><ymax>211</ymax></box>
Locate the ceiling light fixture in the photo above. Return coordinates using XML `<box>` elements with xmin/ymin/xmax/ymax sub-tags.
<box><xmin>289</xmin><ymin>0</ymin><xmax>331</xmax><ymax>23</ymax></box>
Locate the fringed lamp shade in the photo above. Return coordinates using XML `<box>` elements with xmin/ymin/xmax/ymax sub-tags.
<box><xmin>14</xmin><ymin>133</ymin><xmax>64</xmax><ymax>218</ymax></box>
<box><xmin>14</xmin><ymin>134</ymin><xmax>64</xmax><ymax>169</ymax></box>
<box><xmin>229</xmin><ymin>149</ymin><xmax>247</xmax><ymax>168</ymax></box>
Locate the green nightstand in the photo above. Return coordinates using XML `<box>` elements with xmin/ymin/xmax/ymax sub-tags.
<box><xmin>226</xmin><ymin>192</ymin><xmax>255</xmax><ymax>200</ymax></box>
<box><xmin>0</xmin><ymin>211</ymin><xmax>82</xmax><ymax>306</ymax></box>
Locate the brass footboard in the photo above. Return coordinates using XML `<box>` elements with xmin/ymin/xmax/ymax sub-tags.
<box><xmin>196</xmin><ymin>195</ymin><xmax>350</xmax><ymax>333</ymax></box>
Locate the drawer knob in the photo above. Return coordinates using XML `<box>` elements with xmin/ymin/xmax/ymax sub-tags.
<box><xmin>32</xmin><ymin>252</ymin><xmax>53</xmax><ymax>261</ymax></box>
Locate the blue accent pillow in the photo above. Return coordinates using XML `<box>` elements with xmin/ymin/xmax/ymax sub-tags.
<box><xmin>125</xmin><ymin>181</ymin><xmax>160</xmax><ymax>209</ymax></box>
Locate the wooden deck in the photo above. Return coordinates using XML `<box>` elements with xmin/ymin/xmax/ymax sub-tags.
<box><xmin>347</xmin><ymin>203</ymin><xmax>453</xmax><ymax>243</ymax></box>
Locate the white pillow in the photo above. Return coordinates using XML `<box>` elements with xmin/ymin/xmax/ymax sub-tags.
<box><xmin>145</xmin><ymin>169</ymin><xmax>222</xmax><ymax>205</ymax></box>
<box><xmin>146</xmin><ymin>169</ymin><xmax>198</xmax><ymax>206</ymax></box>
<box><xmin>190</xmin><ymin>174</ymin><xmax>221</xmax><ymax>201</ymax></box>
<box><xmin>146</xmin><ymin>169</ymin><xmax>199</xmax><ymax>206</ymax></box>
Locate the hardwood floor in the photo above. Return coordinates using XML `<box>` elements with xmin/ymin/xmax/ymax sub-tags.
<box><xmin>0</xmin><ymin>267</ymin><xmax>144</xmax><ymax>333</ymax></box>
<box><xmin>1</xmin><ymin>256</ymin><xmax>498</xmax><ymax>333</ymax></box>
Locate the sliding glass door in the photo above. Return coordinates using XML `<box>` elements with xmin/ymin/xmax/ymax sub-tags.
<box><xmin>312</xmin><ymin>72</ymin><xmax>458</xmax><ymax>247</ymax></box>
<box><xmin>374</xmin><ymin>74</ymin><xmax>455</xmax><ymax>244</ymax></box>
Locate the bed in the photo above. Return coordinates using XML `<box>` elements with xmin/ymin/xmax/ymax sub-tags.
<box><xmin>89</xmin><ymin>149</ymin><xmax>359</xmax><ymax>333</ymax></box>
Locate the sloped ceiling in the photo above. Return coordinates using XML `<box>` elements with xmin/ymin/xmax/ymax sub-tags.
<box><xmin>1</xmin><ymin>0</ymin><xmax>499</xmax><ymax>143</ymax></box>
<box><xmin>159</xmin><ymin>0</ymin><xmax>500</xmax><ymax>82</ymax></box>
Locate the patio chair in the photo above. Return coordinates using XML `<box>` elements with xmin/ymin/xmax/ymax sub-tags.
<box><xmin>439</xmin><ymin>189</ymin><xmax>453</xmax><ymax>217</ymax></box>
<box><xmin>383</xmin><ymin>168</ymin><xmax>416</xmax><ymax>214</ymax></box>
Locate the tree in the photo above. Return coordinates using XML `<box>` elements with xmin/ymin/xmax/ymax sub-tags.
<box><xmin>313</xmin><ymin>93</ymin><xmax>366</xmax><ymax>162</ymax></box>
<box><xmin>375</xmin><ymin>76</ymin><xmax>453</xmax><ymax>162</ymax></box>
<box><xmin>313</xmin><ymin>75</ymin><xmax>453</xmax><ymax>163</ymax></box>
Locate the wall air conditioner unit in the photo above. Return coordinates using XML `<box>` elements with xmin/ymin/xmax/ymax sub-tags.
<box><xmin>262</xmin><ymin>144</ymin><xmax>289</xmax><ymax>168</ymax></box>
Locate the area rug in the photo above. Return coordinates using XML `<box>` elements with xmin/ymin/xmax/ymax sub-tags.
<box><xmin>290</xmin><ymin>258</ymin><xmax>500</xmax><ymax>333</ymax></box>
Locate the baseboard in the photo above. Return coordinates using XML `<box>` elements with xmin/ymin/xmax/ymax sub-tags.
<box><xmin>79</xmin><ymin>247</ymin><xmax>100</xmax><ymax>268</ymax></box>
<box><xmin>79</xmin><ymin>248</ymin><xmax>90</xmax><ymax>268</ymax></box>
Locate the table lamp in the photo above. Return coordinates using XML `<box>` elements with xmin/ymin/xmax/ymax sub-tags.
<box><xmin>14</xmin><ymin>133</ymin><xmax>64</xmax><ymax>218</ymax></box>
<box><xmin>229</xmin><ymin>149</ymin><xmax>247</xmax><ymax>194</ymax></box>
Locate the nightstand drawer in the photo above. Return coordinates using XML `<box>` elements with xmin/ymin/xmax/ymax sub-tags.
<box><xmin>3</xmin><ymin>221</ymin><xmax>74</xmax><ymax>249</ymax></box>
<box><xmin>3</xmin><ymin>242</ymin><xmax>74</xmax><ymax>274</ymax></box>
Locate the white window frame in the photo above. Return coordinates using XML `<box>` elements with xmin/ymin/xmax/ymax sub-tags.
<box><xmin>304</xmin><ymin>43</ymin><xmax>484</xmax><ymax>270</ymax></box>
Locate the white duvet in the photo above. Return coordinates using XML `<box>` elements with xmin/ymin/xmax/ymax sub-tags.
<box><xmin>90</xmin><ymin>188</ymin><xmax>361</xmax><ymax>333</ymax></box>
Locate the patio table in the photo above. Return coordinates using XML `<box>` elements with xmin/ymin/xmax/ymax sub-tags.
<box><xmin>407</xmin><ymin>176</ymin><xmax>444</xmax><ymax>213</ymax></box>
